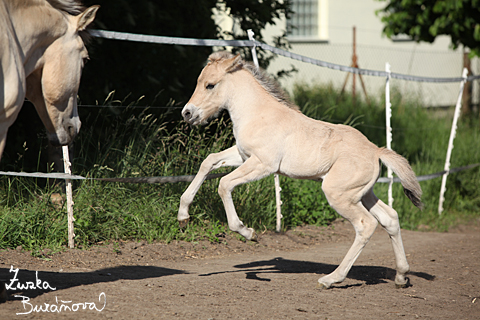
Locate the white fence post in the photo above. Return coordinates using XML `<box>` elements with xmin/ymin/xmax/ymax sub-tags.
<box><xmin>247</xmin><ymin>29</ymin><xmax>283</xmax><ymax>232</ymax></box>
<box><xmin>438</xmin><ymin>68</ymin><xmax>468</xmax><ymax>215</ymax></box>
<box><xmin>385</xmin><ymin>63</ymin><xmax>394</xmax><ymax>207</ymax></box>
<box><xmin>247</xmin><ymin>29</ymin><xmax>260</xmax><ymax>70</ymax></box>
<box><xmin>273</xmin><ymin>174</ymin><xmax>283</xmax><ymax>232</ymax></box>
<box><xmin>62</xmin><ymin>146</ymin><xmax>75</xmax><ymax>248</ymax></box>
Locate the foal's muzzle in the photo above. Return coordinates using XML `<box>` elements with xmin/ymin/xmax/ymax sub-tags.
<box><xmin>182</xmin><ymin>104</ymin><xmax>201</xmax><ymax>125</ymax></box>
<box><xmin>182</xmin><ymin>109</ymin><xmax>192</xmax><ymax>122</ymax></box>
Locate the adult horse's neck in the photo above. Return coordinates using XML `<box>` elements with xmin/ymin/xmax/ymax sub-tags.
<box><xmin>7</xmin><ymin>0</ymin><xmax>67</xmax><ymax>76</ymax></box>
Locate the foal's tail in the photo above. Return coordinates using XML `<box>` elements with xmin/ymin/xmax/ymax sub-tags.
<box><xmin>378</xmin><ymin>148</ymin><xmax>423</xmax><ymax>209</ymax></box>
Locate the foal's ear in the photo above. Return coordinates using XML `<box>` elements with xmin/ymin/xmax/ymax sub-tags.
<box><xmin>225</xmin><ymin>54</ymin><xmax>243</xmax><ymax>73</ymax></box>
<box><xmin>76</xmin><ymin>5</ymin><xmax>100</xmax><ymax>31</ymax></box>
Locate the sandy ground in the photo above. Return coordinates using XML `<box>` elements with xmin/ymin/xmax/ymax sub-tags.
<box><xmin>0</xmin><ymin>219</ymin><xmax>479</xmax><ymax>319</ymax></box>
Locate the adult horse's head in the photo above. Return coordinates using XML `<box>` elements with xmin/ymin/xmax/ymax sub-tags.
<box><xmin>182</xmin><ymin>52</ymin><xmax>243</xmax><ymax>126</ymax></box>
<box><xmin>21</xmin><ymin>1</ymin><xmax>99</xmax><ymax>147</ymax></box>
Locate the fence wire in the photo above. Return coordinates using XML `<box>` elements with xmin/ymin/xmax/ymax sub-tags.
<box><xmin>2</xmin><ymin>29</ymin><xmax>479</xmax><ymax>184</ymax></box>
<box><xmin>92</xmin><ymin>29</ymin><xmax>480</xmax><ymax>83</ymax></box>
<box><xmin>2</xmin><ymin>163</ymin><xmax>479</xmax><ymax>184</ymax></box>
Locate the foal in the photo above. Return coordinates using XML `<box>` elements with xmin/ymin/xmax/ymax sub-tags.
<box><xmin>179</xmin><ymin>51</ymin><xmax>422</xmax><ymax>289</ymax></box>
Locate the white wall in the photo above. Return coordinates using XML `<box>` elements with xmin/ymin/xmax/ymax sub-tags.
<box><xmin>259</xmin><ymin>0</ymin><xmax>476</xmax><ymax>107</ymax></box>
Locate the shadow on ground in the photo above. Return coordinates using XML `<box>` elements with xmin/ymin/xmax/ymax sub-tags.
<box><xmin>0</xmin><ymin>265</ymin><xmax>186</xmax><ymax>301</ymax></box>
<box><xmin>200</xmin><ymin>257</ymin><xmax>435</xmax><ymax>287</ymax></box>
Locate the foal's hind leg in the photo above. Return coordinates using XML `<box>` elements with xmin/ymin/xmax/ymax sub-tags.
<box><xmin>317</xmin><ymin>201</ymin><xmax>378</xmax><ymax>289</ymax></box>
<box><xmin>319</xmin><ymin>176</ymin><xmax>378</xmax><ymax>289</ymax></box>
<box><xmin>362</xmin><ymin>190</ymin><xmax>410</xmax><ymax>288</ymax></box>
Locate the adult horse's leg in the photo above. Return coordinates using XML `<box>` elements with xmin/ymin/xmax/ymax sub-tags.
<box><xmin>218</xmin><ymin>156</ymin><xmax>272</xmax><ymax>241</ymax></box>
<box><xmin>0</xmin><ymin>105</ymin><xmax>22</xmax><ymax>161</ymax></box>
<box><xmin>0</xmin><ymin>132</ymin><xmax>7</xmax><ymax>162</ymax></box>
<box><xmin>362</xmin><ymin>189</ymin><xmax>410</xmax><ymax>288</ymax></box>
<box><xmin>318</xmin><ymin>163</ymin><xmax>378</xmax><ymax>289</ymax></box>
<box><xmin>1</xmin><ymin>70</ymin><xmax>25</xmax><ymax>161</ymax></box>
<box><xmin>178</xmin><ymin>145</ymin><xmax>244</xmax><ymax>226</ymax></box>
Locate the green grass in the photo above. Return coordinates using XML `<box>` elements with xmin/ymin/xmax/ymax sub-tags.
<box><xmin>0</xmin><ymin>83</ymin><xmax>479</xmax><ymax>251</ymax></box>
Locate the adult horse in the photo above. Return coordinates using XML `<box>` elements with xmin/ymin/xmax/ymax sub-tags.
<box><xmin>0</xmin><ymin>0</ymin><xmax>98</xmax><ymax>302</ymax></box>
<box><xmin>0</xmin><ymin>0</ymin><xmax>99</xmax><ymax>161</ymax></box>
<box><xmin>179</xmin><ymin>51</ymin><xmax>423</xmax><ymax>290</ymax></box>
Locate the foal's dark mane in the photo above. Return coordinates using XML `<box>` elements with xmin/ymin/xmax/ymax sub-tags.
<box><xmin>209</xmin><ymin>51</ymin><xmax>300</xmax><ymax>111</ymax></box>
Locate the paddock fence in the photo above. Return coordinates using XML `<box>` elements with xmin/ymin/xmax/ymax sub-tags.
<box><xmin>2</xmin><ymin>29</ymin><xmax>480</xmax><ymax>247</ymax></box>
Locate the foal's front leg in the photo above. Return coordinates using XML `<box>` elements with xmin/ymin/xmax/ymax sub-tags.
<box><xmin>218</xmin><ymin>156</ymin><xmax>272</xmax><ymax>241</ymax></box>
<box><xmin>178</xmin><ymin>146</ymin><xmax>244</xmax><ymax>226</ymax></box>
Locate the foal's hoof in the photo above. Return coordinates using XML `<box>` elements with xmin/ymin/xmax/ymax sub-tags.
<box><xmin>178</xmin><ymin>219</ymin><xmax>189</xmax><ymax>229</ymax></box>
<box><xmin>395</xmin><ymin>277</ymin><xmax>411</xmax><ymax>289</ymax></box>
<box><xmin>316</xmin><ymin>282</ymin><xmax>329</xmax><ymax>291</ymax></box>
<box><xmin>249</xmin><ymin>231</ymin><xmax>258</xmax><ymax>242</ymax></box>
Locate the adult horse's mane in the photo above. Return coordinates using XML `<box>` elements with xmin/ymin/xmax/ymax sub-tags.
<box><xmin>11</xmin><ymin>0</ymin><xmax>84</xmax><ymax>14</ymax></box>
<box><xmin>46</xmin><ymin>0</ymin><xmax>85</xmax><ymax>14</ymax></box>
<box><xmin>11</xmin><ymin>0</ymin><xmax>92</xmax><ymax>41</ymax></box>
<box><xmin>208</xmin><ymin>51</ymin><xmax>300</xmax><ymax>112</ymax></box>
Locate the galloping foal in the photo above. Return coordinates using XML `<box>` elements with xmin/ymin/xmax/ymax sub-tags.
<box><xmin>179</xmin><ymin>51</ymin><xmax>423</xmax><ymax>289</ymax></box>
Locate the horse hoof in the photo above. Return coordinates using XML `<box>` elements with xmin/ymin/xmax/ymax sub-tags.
<box><xmin>178</xmin><ymin>219</ymin><xmax>189</xmax><ymax>229</ymax></box>
<box><xmin>395</xmin><ymin>277</ymin><xmax>410</xmax><ymax>289</ymax></box>
<box><xmin>316</xmin><ymin>282</ymin><xmax>329</xmax><ymax>291</ymax></box>
<box><xmin>249</xmin><ymin>230</ymin><xmax>258</xmax><ymax>242</ymax></box>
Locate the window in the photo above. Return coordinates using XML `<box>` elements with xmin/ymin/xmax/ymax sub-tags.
<box><xmin>288</xmin><ymin>0</ymin><xmax>328</xmax><ymax>42</ymax></box>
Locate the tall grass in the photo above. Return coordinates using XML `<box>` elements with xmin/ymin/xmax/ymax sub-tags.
<box><xmin>0</xmin><ymin>83</ymin><xmax>479</xmax><ymax>250</ymax></box>
<box><xmin>0</xmin><ymin>106</ymin><xmax>292</xmax><ymax>250</ymax></box>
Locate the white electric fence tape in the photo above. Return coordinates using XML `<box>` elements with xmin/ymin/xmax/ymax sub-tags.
<box><xmin>2</xmin><ymin>164</ymin><xmax>479</xmax><ymax>184</ymax></box>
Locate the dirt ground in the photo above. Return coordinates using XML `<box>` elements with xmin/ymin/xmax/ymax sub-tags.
<box><xmin>0</xmin><ymin>218</ymin><xmax>479</xmax><ymax>319</ymax></box>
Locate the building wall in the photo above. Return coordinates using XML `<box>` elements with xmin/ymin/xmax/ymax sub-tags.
<box><xmin>259</xmin><ymin>0</ymin><xmax>478</xmax><ymax>107</ymax></box>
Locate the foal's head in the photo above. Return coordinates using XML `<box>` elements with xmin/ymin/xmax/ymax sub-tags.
<box><xmin>182</xmin><ymin>52</ymin><xmax>241</xmax><ymax>125</ymax></box>
<box><xmin>182</xmin><ymin>51</ymin><xmax>297</xmax><ymax>125</ymax></box>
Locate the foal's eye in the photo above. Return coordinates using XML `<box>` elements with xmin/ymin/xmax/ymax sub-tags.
<box><xmin>206</xmin><ymin>83</ymin><xmax>216</xmax><ymax>90</ymax></box>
